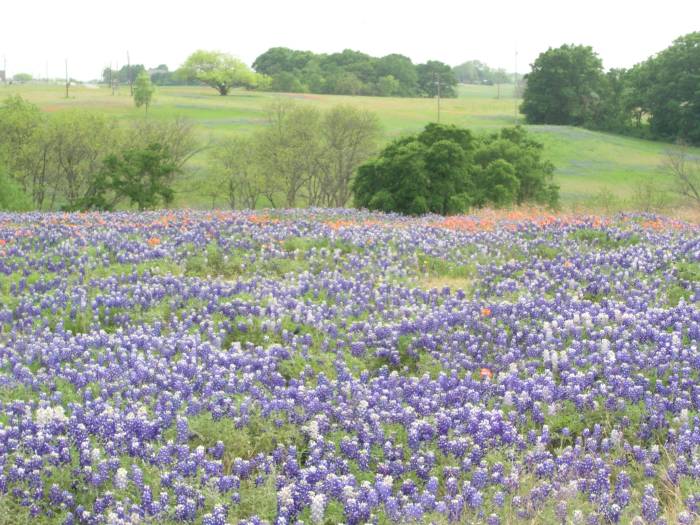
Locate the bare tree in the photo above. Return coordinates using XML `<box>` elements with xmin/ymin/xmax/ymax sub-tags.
<box><xmin>663</xmin><ymin>141</ymin><xmax>700</xmax><ymax>208</ymax></box>
<box><xmin>209</xmin><ymin>136</ymin><xmax>266</xmax><ymax>210</ymax></box>
<box><xmin>256</xmin><ymin>100</ymin><xmax>324</xmax><ymax>207</ymax></box>
<box><xmin>319</xmin><ymin>105</ymin><xmax>381</xmax><ymax>207</ymax></box>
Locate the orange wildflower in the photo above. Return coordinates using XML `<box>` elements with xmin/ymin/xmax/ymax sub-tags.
<box><xmin>147</xmin><ymin>237</ymin><xmax>161</xmax><ymax>246</ymax></box>
<box><xmin>481</xmin><ymin>307</ymin><xmax>492</xmax><ymax>317</ymax></box>
<box><xmin>480</xmin><ymin>368</ymin><xmax>493</xmax><ymax>380</ymax></box>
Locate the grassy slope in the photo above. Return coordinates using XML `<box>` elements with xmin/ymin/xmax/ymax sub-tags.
<box><xmin>3</xmin><ymin>83</ymin><xmax>696</xmax><ymax>209</ymax></box>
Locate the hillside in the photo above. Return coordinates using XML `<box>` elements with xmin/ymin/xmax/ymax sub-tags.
<box><xmin>3</xmin><ymin>83</ymin><xmax>696</xmax><ymax>210</ymax></box>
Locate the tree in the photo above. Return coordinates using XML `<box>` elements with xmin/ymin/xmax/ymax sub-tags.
<box><xmin>46</xmin><ymin>110</ymin><xmax>117</xmax><ymax>209</ymax></box>
<box><xmin>0</xmin><ymin>164</ymin><xmax>31</xmax><ymax>211</ymax></box>
<box><xmin>133</xmin><ymin>71</ymin><xmax>155</xmax><ymax>113</ymax></box>
<box><xmin>375</xmin><ymin>54</ymin><xmax>418</xmax><ymax>96</ymax></box>
<box><xmin>663</xmin><ymin>142</ymin><xmax>700</xmax><ymax>208</ymax></box>
<box><xmin>377</xmin><ymin>75</ymin><xmax>399</xmax><ymax>97</ymax></box>
<box><xmin>353</xmin><ymin>123</ymin><xmax>558</xmax><ymax>215</ymax></box>
<box><xmin>12</xmin><ymin>73</ymin><xmax>32</xmax><ymax>83</ymax></box>
<box><xmin>636</xmin><ymin>32</ymin><xmax>700</xmax><ymax>145</ymax></box>
<box><xmin>520</xmin><ymin>44</ymin><xmax>605</xmax><ymax>126</ymax></box>
<box><xmin>123</xmin><ymin>117</ymin><xmax>199</xmax><ymax>171</ymax></box>
<box><xmin>253</xmin><ymin>47</ymin><xmax>314</xmax><ymax>77</ymax></box>
<box><xmin>416</xmin><ymin>61</ymin><xmax>458</xmax><ymax>98</ymax></box>
<box><xmin>255</xmin><ymin>101</ymin><xmax>325</xmax><ymax>207</ymax></box>
<box><xmin>453</xmin><ymin>60</ymin><xmax>512</xmax><ymax>85</ymax></box>
<box><xmin>319</xmin><ymin>105</ymin><xmax>381</xmax><ymax>207</ymax></box>
<box><xmin>473</xmin><ymin>126</ymin><xmax>559</xmax><ymax>208</ymax></box>
<box><xmin>179</xmin><ymin>50</ymin><xmax>259</xmax><ymax>95</ymax></box>
<box><xmin>354</xmin><ymin>124</ymin><xmax>472</xmax><ymax>215</ymax></box>
<box><xmin>0</xmin><ymin>96</ymin><xmax>45</xmax><ymax>204</ymax></box>
<box><xmin>78</xmin><ymin>143</ymin><xmax>178</xmax><ymax>211</ymax></box>
<box><xmin>209</xmin><ymin>136</ymin><xmax>267</xmax><ymax>209</ymax></box>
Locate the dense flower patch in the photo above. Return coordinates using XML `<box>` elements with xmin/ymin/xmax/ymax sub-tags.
<box><xmin>0</xmin><ymin>210</ymin><xmax>698</xmax><ymax>525</ymax></box>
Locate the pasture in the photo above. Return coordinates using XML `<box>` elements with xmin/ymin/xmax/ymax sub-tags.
<box><xmin>3</xmin><ymin>83</ymin><xmax>693</xmax><ymax>210</ymax></box>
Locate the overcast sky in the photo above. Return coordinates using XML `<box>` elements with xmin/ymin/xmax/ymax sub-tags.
<box><xmin>2</xmin><ymin>0</ymin><xmax>698</xmax><ymax>80</ymax></box>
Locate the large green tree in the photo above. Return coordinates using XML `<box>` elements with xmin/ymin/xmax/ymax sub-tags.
<box><xmin>179</xmin><ymin>50</ymin><xmax>260</xmax><ymax>95</ymax></box>
<box><xmin>520</xmin><ymin>44</ymin><xmax>605</xmax><ymax>126</ymax></box>
<box><xmin>635</xmin><ymin>32</ymin><xmax>700</xmax><ymax>145</ymax></box>
<box><xmin>416</xmin><ymin>61</ymin><xmax>458</xmax><ymax>98</ymax></box>
<box><xmin>353</xmin><ymin>123</ymin><xmax>558</xmax><ymax>215</ymax></box>
<box><xmin>78</xmin><ymin>143</ymin><xmax>178</xmax><ymax>211</ymax></box>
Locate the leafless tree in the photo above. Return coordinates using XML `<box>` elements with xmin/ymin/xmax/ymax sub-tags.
<box><xmin>663</xmin><ymin>141</ymin><xmax>700</xmax><ymax>208</ymax></box>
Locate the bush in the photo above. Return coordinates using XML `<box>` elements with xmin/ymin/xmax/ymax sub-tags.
<box><xmin>353</xmin><ymin>123</ymin><xmax>559</xmax><ymax>215</ymax></box>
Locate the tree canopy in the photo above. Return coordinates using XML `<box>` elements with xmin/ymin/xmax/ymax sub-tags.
<box><xmin>252</xmin><ymin>47</ymin><xmax>457</xmax><ymax>98</ymax></box>
<box><xmin>353</xmin><ymin>123</ymin><xmax>558</xmax><ymax>215</ymax></box>
<box><xmin>520</xmin><ymin>32</ymin><xmax>700</xmax><ymax>145</ymax></box>
<box><xmin>179</xmin><ymin>50</ymin><xmax>262</xmax><ymax>95</ymax></box>
<box><xmin>520</xmin><ymin>44</ymin><xmax>605</xmax><ymax>126</ymax></box>
<box><xmin>133</xmin><ymin>71</ymin><xmax>155</xmax><ymax>112</ymax></box>
<box><xmin>453</xmin><ymin>60</ymin><xmax>512</xmax><ymax>85</ymax></box>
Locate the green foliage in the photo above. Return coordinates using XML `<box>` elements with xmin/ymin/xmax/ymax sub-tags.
<box><xmin>12</xmin><ymin>73</ymin><xmax>32</xmax><ymax>83</ymax></box>
<box><xmin>0</xmin><ymin>165</ymin><xmax>32</xmax><ymax>211</ymax></box>
<box><xmin>252</xmin><ymin>47</ymin><xmax>456</xmax><ymax>98</ymax></box>
<box><xmin>473</xmin><ymin>126</ymin><xmax>559</xmax><ymax>208</ymax></box>
<box><xmin>77</xmin><ymin>143</ymin><xmax>178</xmax><ymax>211</ymax></box>
<box><xmin>416</xmin><ymin>60</ymin><xmax>458</xmax><ymax>98</ymax></box>
<box><xmin>354</xmin><ymin>123</ymin><xmax>559</xmax><ymax>215</ymax></box>
<box><xmin>179</xmin><ymin>50</ymin><xmax>261</xmax><ymax>95</ymax></box>
<box><xmin>453</xmin><ymin>60</ymin><xmax>512</xmax><ymax>85</ymax></box>
<box><xmin>635</xmin><ymin>32</ymin><xmax>700</xmax><ymax>144</ymax></box>
<box><xmin>218</xmin><ymin>102</ymin><xmax>380</xmax><ymax>209</ymax></box>
<box><xmin>521</xmin><ymin>44</ymin><xmax>606</xmax><ymax>126</ymax></box>
<box><xmin>132</xmin><ymin>71</ymin><xmax>155</xmax><ymax>112</ymax></box>
<box><xmin>522</xmin><ymin>32</ymin><xmax>700</xmax><ymax>145</ymax></box>
<box><xmin>102</xmin><ymin>64</ymin><xmax>145</xmax><ymax>85</ymax></box>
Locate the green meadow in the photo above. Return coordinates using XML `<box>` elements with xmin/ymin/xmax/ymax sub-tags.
<box><xmin>3</xmin><ymin>82</ymin><xmax>695</xmax><ymax>210</ymax></box>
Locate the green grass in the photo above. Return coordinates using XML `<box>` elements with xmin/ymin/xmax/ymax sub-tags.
<box><xmin>4</xmin><ymin>82</ymin><xmax>699</xmax><ymax>210</ymax></box>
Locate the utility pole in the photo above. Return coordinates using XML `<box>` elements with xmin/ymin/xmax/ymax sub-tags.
<box><xmin>434</xmin><ymin>72</ymin><xmax>441</xmax><ymax>123</ymax></box>
<box><xmin>65</xmin><ymin>59</ymin><xmax>69</xmax><ymax>98</ymax></box>
<box><xmin>2</xmin><ymin>55</ymin><xmax>6</xmax><ymax>85</ymax></box>
<box><xmin>46</xmin><ymin>61</ymin><xmax>49</xmax><ymax>84</ymax></box>
<box><xmin>127</xmin><ymin>51</ymin><xmax>133</xmax><ymax>95</ymax></box>
<box><xmin>110</xmin><ymin>62</ymin><xmax>114</xmax><ymax>95</ymax></box>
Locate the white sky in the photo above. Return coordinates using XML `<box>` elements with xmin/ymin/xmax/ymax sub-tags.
<box><xmin>1</xmin><ymin>0</ymin><xmax>698</xmax><ymax>80</ymax></box>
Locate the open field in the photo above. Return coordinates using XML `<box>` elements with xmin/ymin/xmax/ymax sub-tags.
<box><xmin>3</xmin><ymin>83</ymin><xmax>698</xmax><ymax>210</ymax></box>
<box><xmin>0</xmin><ymin>210</ymin><xmax>699</xmax><ymax>524</ymax></box>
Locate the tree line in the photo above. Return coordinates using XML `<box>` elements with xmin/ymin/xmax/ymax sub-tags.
<box><xmin>0</xmin><ymin>94</ymin><xmax>564</xmax><ymax>214</ymax></box>
<box><xmin>252</xmin><ymin>47</ymin><xmax>458</xmax><ymax>97</ymax></box>
<box><xmin>521</xmin><ymin>32</ymin><xmax>700</xmax><ymax>146</ymax></box>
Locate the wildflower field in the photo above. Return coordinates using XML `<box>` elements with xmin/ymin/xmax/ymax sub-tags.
<box><xmin>0</xmin><ymin>210</ymin><xmax>699</xmax><ymax>525</ymax></box>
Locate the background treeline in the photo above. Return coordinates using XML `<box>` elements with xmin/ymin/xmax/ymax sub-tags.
<box><xmin>521</xmin><ymin>32</ymin><xmax>700</xmax><ymax>145</ymax></box>
<box><xmin>102</xmin><ymin>64</ymin><xmax>198</xmax><ymax>87</ymax></box>
<box><xmin>252</xmin><ymin>47</ymin><xmax>458</xmax><ymax>97</ymax></box>
<box><xmin>452</xmin><ymin>60</ymin><xmax>516</xmax><ymax>85</ymax></box>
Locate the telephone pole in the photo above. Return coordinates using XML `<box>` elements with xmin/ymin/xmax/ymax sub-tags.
<box><xmin>65</xmin><ymin>59</ymin><xmax>69</xmax><ymax>98</ymax></box>
<box><xmin>434</xmin><ymin>72</ymin><xmax>441</xmax><ymax>123</ymax></box>
<box><xmin>2</xmin><ymin>55</ymin><xmax>6</xmax><ymax>85</ymax></box>
<box><xmin>127</xmin><ymin>51</ymin><xmax>133</xmax><ymax>95</ymax></box>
